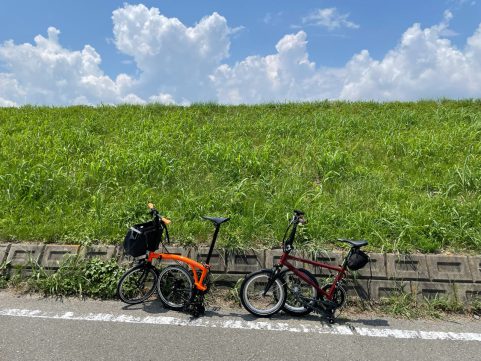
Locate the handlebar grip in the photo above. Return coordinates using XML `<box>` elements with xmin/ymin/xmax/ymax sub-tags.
<box><xmin>161</xmin><ymin>217</ymin><xmax>171</xmax><ymax>225</ymax></box>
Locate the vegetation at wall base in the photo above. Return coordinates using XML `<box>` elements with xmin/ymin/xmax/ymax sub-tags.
<box><xmin>0</xmin><ymin>257</ymin><xmax>479</xmax><ymax>318</ymax></box>
<box><xmin>1</xmin><ymin>100</ymin><xmax>480</xmax><ymax>253</ymax></box>
<box><xmin>1</xmin><ymin>257</ymin><xmax>125</xmax><ymax>298</ymax></box>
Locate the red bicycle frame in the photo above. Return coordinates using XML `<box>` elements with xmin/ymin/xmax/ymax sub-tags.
<box><xmin>279</xmin><ymin>251</ymin><xmax>348</xmax><ymax>301</ymax></box>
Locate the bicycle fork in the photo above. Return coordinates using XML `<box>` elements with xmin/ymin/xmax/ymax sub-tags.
<box><xmin>262</xmin><ymin>265</ymin><xmax>282</xmax><ymax>296</ymax></box>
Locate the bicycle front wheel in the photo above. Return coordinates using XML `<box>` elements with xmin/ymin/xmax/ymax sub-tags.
<box><xmin>117</xmin><ymin>264</ymin><xmax>158</xmax><ymax>305</ymax></box>
<box><xmin>157</xmin><ymin>265</ymin><xmax>194</xmax><ymax>310</ymax></box>
<box><xmin>240</xmin><ymin>269</ymin><xmax>286</xmax><ymax>317</ymax></box>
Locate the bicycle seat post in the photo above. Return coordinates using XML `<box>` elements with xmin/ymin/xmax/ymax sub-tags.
<box><xmin>201</xmin><ymin>216</ymin><xmax>230</xmax><ymax>265</ymax></box>
<box><xmin>205</xmin><ymin>224</ymin><xmax>220</xmax><ymax>265</ymax></box>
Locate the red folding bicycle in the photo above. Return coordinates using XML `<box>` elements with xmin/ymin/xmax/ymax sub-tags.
<box><xmin>239</xmin><ymin>210</ymin><xmax>369</xmax><ymax>324</ymax></box>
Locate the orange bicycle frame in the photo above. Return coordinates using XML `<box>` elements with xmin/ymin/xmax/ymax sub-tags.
<box><xmin>148</xmin><ymin>252</ymin><xmax>210</xmax><ymax>292</ymax></box>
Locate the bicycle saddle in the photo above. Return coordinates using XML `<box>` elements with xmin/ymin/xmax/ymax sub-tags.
<box><xmin>337</xmin><ymin>239</ymin><xmax>368</xmax><ymax>248</ymax></box>
<box><xmin>201</xmin><ymin>216</ymin><xmax>230</xmax><ymax>226</ymax></box>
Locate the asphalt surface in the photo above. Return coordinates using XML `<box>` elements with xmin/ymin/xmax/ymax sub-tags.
<box><xmin>0</xmin><ymin>291</ymin><xmax>480</xmax><ymax>361</ymax></box>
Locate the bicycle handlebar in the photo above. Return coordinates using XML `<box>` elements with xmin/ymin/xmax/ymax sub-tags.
<box><xmin>147</xmin><ymin>203</ymin><xmax>171</xmax><ymax>225</ymax></box>
<box><xmin>292</xmin><ymin>210</ymin><xmax>306</xmax><ymax>224</ymax></box>
<box><xmin>147</xmin><ymin>203</ymin><xmax>171</xmax><ymax>244</ymax></box>
<box><xmin>281</xmin><ymin>210</ymin><xmax>307</xmax><ymax>251</ymax></box>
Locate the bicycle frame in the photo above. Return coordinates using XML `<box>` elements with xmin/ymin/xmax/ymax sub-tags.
<box><xmin>278</xmin><ymin>251</ymin><xmax>349</xmax><ymax>301</ymax></box>
<box><xmin>148</xmin><ymin>252</ymin><xmax>210</xmax><ymax>292</ymax></box>
<box><xmin>143</xmin><ymin>205</ymin><xmax>227</xmax><ymax>293</ymax></box>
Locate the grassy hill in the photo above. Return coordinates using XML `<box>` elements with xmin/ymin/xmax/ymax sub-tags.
<box><xmin>1</xmin><ymin>101</ymin><xmax>480</xmax><ymax>253</ymax></box>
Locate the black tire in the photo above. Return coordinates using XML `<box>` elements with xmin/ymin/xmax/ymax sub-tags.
<box><xmin>117</xmin><ymin>264</ymin><xmax>158</xmax><ymax>305</ymax></box>
<box><xmin>321</xmin><ymin>283</ymin><xmax>346</xmax><ymax>309</ymax></box>
<box><xmin>240</xmin><ymin>269</ymin><xmax>286</xmax><ymax>317</ymax></box>
<box><xmin>281</xmin><ymin>268</ymin><xmax>319</xmax><ymax>316</ymax></box>
<box><xmin>157</xmin><ymin>265</ymin><xmax>194</xmax><ymax>310</ymax></box>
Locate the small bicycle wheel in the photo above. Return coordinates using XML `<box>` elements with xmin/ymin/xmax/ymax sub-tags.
<box><xmin>240</xmin><ymin>269</ymin><xmax>286</xmax><ymax>317</ymax></box>
<box><xmin>281</xmin><ymin>268</ymin><xmax>319</xmax><ymax>316</ymax></box>
<box><xmin>321</xmin><ymin>283</ymin><xmax>346</xmax><ymax>309</ymax></box>
<box><xmin>117</xmin><ymin>264</ymin><xmax>158</xmax><ymax>305</ymax></box>
<box><xmin>157</xmin><ymin>265</ymin><xmax>194</xmax><ymax>310</ymax></box>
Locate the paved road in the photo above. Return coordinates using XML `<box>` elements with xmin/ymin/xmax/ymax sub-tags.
<box><xmin>0</xmin><ymin>291</ymin><xmax>480</xmax><ymax>361</ymax></box>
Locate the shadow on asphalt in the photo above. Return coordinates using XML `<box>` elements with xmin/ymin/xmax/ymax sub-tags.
<box><xmin>338</xmin><ymin>318</ymin><xmax>390</xmax><ymax>327</ymax></box>
<box><xmin>118</xmin><ymin>298</ymin><xmax>391</xmax><ymax>328</ymax></box>
<box><xmin>120</xmin><ymin>299</ymin><xmax>169</xmax><ymax>314</ymax></box>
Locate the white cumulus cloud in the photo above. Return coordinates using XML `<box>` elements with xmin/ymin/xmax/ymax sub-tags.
<box><xmin>213</xmin><ymin>11</ymin><xmax>481</xmax><ymax>103</ymax></box>
<box><xmin>0</xmin><ymin>4</ymin><xmax>481</xmax><ymax>106</ymax></box>
<box><xmin>339</xmin><ymin>17</ymin><xmax>481</xmax><ymax>100</ymax></box>
<box><xmin>111</xmin><ymin>3</ymin><xmax>231</xmax><ymax>103</ymax></box>
<box><xmin>0</xmin><ymin>27</ymin><xmax>131</xmax><ymax>105</ymax></box>
<box><xmin>211</xmin><ymin>31</ymin><xmax>325</xmax><ymax>103</ymax></box>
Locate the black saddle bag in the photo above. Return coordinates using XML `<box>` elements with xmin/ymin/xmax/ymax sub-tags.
<box><xmin>347</xmin><ymin>248</ymin><xmax>369</xmax><ymax>270</ymax></box>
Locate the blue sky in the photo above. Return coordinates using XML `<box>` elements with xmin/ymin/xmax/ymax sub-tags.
<box><xmin>1</xmin><ymin>0</ymin><xmax>481</xmax><ymax>105</ymax></box>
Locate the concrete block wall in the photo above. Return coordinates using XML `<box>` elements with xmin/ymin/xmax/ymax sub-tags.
<box><xmin>6</xmin><ymin>244</ymin><xmax>44</xmax><ymax>267</ymax></box>
<box><xmin>226</xmin><ymin>249</ymin><xmax>265</xmax><ymax>274</ymax></box>
<box><xmin>0</xmin><ymin>244</ymin><xmax>10</xmax><ymax>264</ymax></box>
<box><xmin>386</xmin><ymin>254</ymin><xmax>430</xmax><ymax>280</ymax></box>
<box><xmin>41</xmin><ymin>245</ymin><xmax>80</xmax><ymax>269</ymax></box>
<box><xmin>194</xmin><ymin>247</ymin><xmax>227</xmax><ymax>273</ymax></box>
<box><xmin>81</xmin><ymin>245</ymin><xmax>117</xmax><ymax>260</ymax></box>
<box><xmin>355</xmin><ymin>253</ymin><xmax>387</xmax><ymax>279</ymax></box>
<box><xmin>426</xmin><ymin>255</ymin><xmax>473</xmax><ymax>282</ymax></box>
<box><xmin>468</xmin><ymin>256</ymin><xmax>481</xmax><ymax>282</ymax></box>
<box><xmin>0</xmin><ymin>243</ymin><xmax>479</xmax><ymax>303</ymax></box>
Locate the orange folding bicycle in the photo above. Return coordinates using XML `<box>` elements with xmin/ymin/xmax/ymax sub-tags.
<box><xmin>117</xmin><ymin>203</ymin><xmax>229</xmax><ymax>316</ymax></box>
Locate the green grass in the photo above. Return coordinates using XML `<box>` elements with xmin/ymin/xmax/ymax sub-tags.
<box><xmin>347</xmin><ymin>290</ymin><xmax>477</xmax><ymax>319</ymax></box>
<box><xmin>377</xmin><ymin>291</ymin><xmax>469</xmax><ymax>319</ymax></box>
<box><xmin>1</xmin><ymin>100</ymin><xmax>481</xmax><ymax>253</ymax></box>
<box><xmin>3</xmin><ymin>256</ymin><xmax>125</xmax><ymax>298</ymax></box>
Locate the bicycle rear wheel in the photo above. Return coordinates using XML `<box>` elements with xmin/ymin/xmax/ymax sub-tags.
<box><xmin>117</xmin><ymin>264</ymin><xmax>158</xmax><ymax>305</ymax></box>
<box><xmin>240</xmin><ymin>269</ymin><xmax>286</xmax><ymax>317</ymax></box>
<box><xmin>157</xmin><ymin>265</ymin><xmax>194</xmax><ymax>310</ymax></box>
<box><xmin>281</xmin><ymin>268</ymin><xmax>319</xmax><ymax>316</ymax></box>
<box><xmin>321</xmin><ymin>283</ymin><xmax>346</xmax><ymax>309</ymax></box>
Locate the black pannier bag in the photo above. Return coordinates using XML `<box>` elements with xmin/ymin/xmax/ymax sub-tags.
<box><xmin>123</xmin><ymin>221</ymin><xmax>163</xmax><ymax>257</ymax></box>
<box><xmin>347</xmin><ymin>248</ymin><xmax>369</xmax><ymax>270</ymax></box>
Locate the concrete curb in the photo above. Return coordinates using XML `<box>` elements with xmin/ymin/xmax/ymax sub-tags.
<box><xmin>0</xmin><ymin>243</ymin><xmax>479</xmax><ymax>302</ymax></box>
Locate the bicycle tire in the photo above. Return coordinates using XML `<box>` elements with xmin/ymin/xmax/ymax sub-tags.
<box><xmin>281</xmin><ymin>268</ymin><xmax>319</xmax><ymax>316</ymax></box>
<box><xmin>240</xmin><ymin>269</ymin><xmax>286</xmax><ymax>317</ymax></box>
<box><xmin>117</xmin><ymin>264</ymin><xmax>158</xmax><ymax>305</ymax></box>
<box><xmin>157</xmin><ymin>265</ymin><xmax>194</xmax><ymax>310</ymax></box>
<box><xmin>321</xmin><ymin>283</ymin><xmax>346</xmax><ymax>309</ymax></box>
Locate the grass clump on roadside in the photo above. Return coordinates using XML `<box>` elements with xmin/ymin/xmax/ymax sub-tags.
<box><xmin>379</xmin><ymin>293</ymin><xmax>471</xmax><ymax>319</ymax></box>
<box><xmin>347</xmin><ymin>289</ymin><xmax>478</xmax><ymax>319</ymax></box>
<box><xmin>5</xmin><ymin>256</ymin><xmax>125</xmax><ymax>299</ymax></box>
<box><xmin>0</xmin><ymin>261</ymin><xmax>8</xmax><ymax>289</ymax></box>
<box><xmin>1</xmin><ymin>101</ymin><xmax>481</xmax><ymax>253</ymax></box>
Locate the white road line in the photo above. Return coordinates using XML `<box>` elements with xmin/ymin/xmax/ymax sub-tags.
<box><xmin>1</xmin><ymin>308</ymin><xmax>480</xmax><ymax>342</ymax></box>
